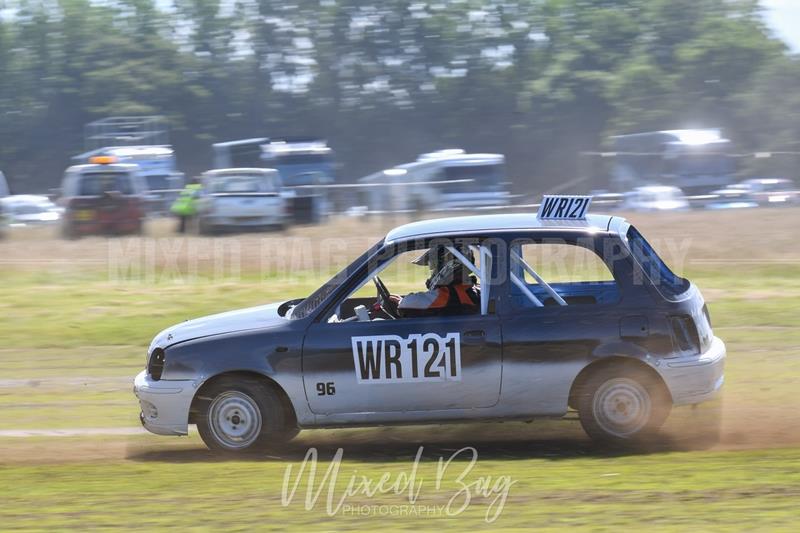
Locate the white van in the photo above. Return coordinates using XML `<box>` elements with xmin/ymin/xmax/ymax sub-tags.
<box><xmin>359</xmin><ymin>150</ymin><xmax>510</xmax><ymax>212</ymax></box>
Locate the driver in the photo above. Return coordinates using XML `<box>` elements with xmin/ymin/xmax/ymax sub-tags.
<box><xmin>396</xmin><ymin>245</ymin><xmax>480</xmax><ymax>317</ymax></box>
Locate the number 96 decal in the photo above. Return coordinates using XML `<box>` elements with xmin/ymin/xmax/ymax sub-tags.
<box><xmin>351</xmin><ymin>333</ymin><xmax>461</xmax><ymax>384</ymax></box>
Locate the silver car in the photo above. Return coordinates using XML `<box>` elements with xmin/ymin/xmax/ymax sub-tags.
<box><xmin>197</xmin><ymin>168</ymin><xmax>287</xmax><ymax>233</ymax></box>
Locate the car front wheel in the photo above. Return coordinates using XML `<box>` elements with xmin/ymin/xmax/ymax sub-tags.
<box><xmin>196</xmin><ymin>377</ymin><xmax>297</xmax><ymax>454</ymax></box>
<box><xmin>577</xmin><ymin>365</ymin><xmax>670</xmax><ymax>445</ymax></box>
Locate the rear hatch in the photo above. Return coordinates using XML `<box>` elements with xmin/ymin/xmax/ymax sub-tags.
<box><xmin>210</xmin><ymin>192</ymin><xmax>282</xmax><ymax>218</ymax></box>
<box><xmin>206</xmin><ymin>173</ymin><xmax>282</xmax><ymax>218</ymax></box>
<box><xmin>68</xmin><ymin>171</ymin><xmax>142</xmax><ymax>220</ymax></box>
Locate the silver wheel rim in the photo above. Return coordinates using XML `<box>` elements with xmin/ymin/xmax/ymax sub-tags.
<box><xmin>208</xmin><ymin>391</ymin><xmax>262</xmax><ymax>449</ymax></box>
<box><xmin>592</xmin><ymin>378</ymin><xmax>651</xmax><ymax>438</ymax></box>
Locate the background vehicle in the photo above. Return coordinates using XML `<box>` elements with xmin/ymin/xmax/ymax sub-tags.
<box><xmin>0</xmin><ymin>195</ymin><xmax>62</xmax><ymax>226</ymax></box>
<box><xmin>213</xmin><ymin>137</ymin><xmax>333</xmax><ymax>219</ymax></box>
<box><xmin>623</xmin><ymin>185</ymin><xmax>689</xmax><ymax>212</ymax></box>
<box><xmin>59</xmin><ymin>157</ymin><xmax>147</xmax><ymax>238</ymax></box>
<box><xmin>610</xmin><ymin>129</ymin><xmax>735</xmax><ymax>195</ymax></box>
<box><xmin>707</xmin><ymin>183</ymin><xmax>760</xmax><ymax>210</ymax></box>
<box><xmin>0</xmin><ymin>170</ymin><xmax>8</xmax><ymax>198</ymax></box>
<box><xmin>738</xmin><ymin>178</ymin><xmax>799</xmax><ymax>206</ymax></box>
<box><xmin>359</xmin><ymin>149</ymin><xmax>510</xmax><ymax>212</ymax></box>
<box><xmin>197</xmin><ymin>168</ymin><xmax>286</xmax><ymax>233</ymax></box>
<box><xmin>708</xmin><ymin>178</ymin><xmax>799</xmax><ymax>209</ymax></box>
<box><xmin>261</xmin><ymin>137</ymin><xmax>335</xmax><ymax>187</ymax></box>
<box><xmin>212</xmin><ymin>138</ymin><xmax>269</xmax><ymax>169</ymax></box>
<box><xmin>212</xmin><ymin>137</ymin><xmax>335</xmax><ymax>186</ymax></box>
<box><xmin>73</xmin><ymin>117</ymin><xmax>184</xmax><ymax>215</ymax></box>
<box><xmin>0</xmin><ymin>171</ymin><xmax>7</xmax><ymax>237</ymax></box>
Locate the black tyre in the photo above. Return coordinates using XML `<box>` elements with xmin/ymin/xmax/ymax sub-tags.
<box><xmin>196</xmin><ymin>377</ymin><xmax>297</xmax><ymax>454</ymax></box>
<box><xmin>577</xmin><ymin>364</ymin><xmax>671</xmax><ymax>445</ymax></box>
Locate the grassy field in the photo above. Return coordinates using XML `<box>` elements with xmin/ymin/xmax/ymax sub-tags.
<box><xmin>0</xmin><ymin>208</ymin><xmax>799</xmax><ymax>529</ymax></box>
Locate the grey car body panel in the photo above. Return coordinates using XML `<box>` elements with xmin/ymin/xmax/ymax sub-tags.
<box><xmin>145</xmin><ymin>216</ymin><xmax>724</xmax><ymax>431</ymax></box>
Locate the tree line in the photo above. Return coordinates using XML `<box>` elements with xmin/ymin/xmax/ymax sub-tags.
<box><xmin>1</xmin><ymin>0</ymin><xmax>799</xmax><ymax>193</ymax></box>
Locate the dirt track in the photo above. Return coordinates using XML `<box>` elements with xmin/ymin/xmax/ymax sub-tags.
<box><xmin>1</xmin><ymin>398</ymin><xmax>798</xmax><ymax>466</ymax></box>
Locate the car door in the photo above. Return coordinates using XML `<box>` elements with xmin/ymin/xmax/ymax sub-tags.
<box><xmin>302</xmin><ymin>313</ymin><xmax>502</xmax><ymax>414</ymax></box>
<box><xmin>301</xmin><ymin>238</ymin><xmax>503</xmax><ymax>415</ymax></box>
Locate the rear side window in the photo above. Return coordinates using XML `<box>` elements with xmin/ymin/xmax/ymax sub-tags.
<box><xmin>510</xmin><ymin>239</ymin><xmax>620</xmax><ymax>308</ymax></box>
<box><xmin>520</xmin><ymin>242</ymin><xmax>615</xmax><ymax>284</ymax></box>
<box><xmin>625</xmin><ymin>226</ymin><xmax>689</xmax><ymax>298</ymax></box>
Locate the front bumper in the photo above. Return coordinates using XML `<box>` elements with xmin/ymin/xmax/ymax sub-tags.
<box><xmin>201</xmin><ymin>215</ymin><xmax>285</xmax><ymax>227</ymax></box>
<box><xmin>133</xmin><ymin>370</ymin><xmax>198</xmax><ymax>436</ymax></box>
<box><xmin>658</xmin><ymin>336</ymin><xmax>726</xmax><ymax>406</ymax></box>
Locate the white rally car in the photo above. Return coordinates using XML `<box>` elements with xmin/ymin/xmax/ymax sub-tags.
<box><xmin>135</xmin><ymin>196</ymin><xmax>724</xmax><ymax>453</ymax></box>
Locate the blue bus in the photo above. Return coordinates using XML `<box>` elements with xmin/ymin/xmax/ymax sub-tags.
<box><xmin>261</xmin><ymin>137</ymin><xmax>334</xmax><ymax>187</ymax></box>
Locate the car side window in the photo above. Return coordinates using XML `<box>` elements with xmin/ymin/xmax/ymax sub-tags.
<box><xmin>509</xmin><ymin>239</ymin><xmax>620</xmax><ymax>308</ymax></box>
<box><xmin>346</xmin><ymin>248</ymin><xmax>432</xmax><ymax>301</ymax></box>
<box><xmin>325</xmin><ymin>238</ymin><xmax>492</xmax><ymax>323</ymax></box>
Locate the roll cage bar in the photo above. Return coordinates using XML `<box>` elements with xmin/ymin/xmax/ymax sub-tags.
<box><xmin>324</xmin><ymin>236</ymin><xmax>575</xmax><ymax>321</ymax></box>
<box><xmin>510</xmin><ymin>249</ymin><xmax>567</xmax><ymax>307</ymax></box>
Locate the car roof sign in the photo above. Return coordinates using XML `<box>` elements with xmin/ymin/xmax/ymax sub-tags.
<box><xmin>537</xmin><ymin>195</ymin><xmax>592</xmax><ymax>220</ymax></box>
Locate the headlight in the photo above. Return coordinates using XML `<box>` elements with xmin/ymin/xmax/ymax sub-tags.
<box><xmin>147</xmin><ymin>348</ymin><xmax>166</xmax><ymax>381</ymax></box>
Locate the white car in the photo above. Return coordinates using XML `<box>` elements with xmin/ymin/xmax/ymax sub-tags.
<box><xmin>708</xmin><ymin>178</ymin><xmax>799</xmax><ymax>209</ymax></box>
<box><xmin>0</xmin><ymin>195</ymin><xmax>63</xmax><ymax>226</ymax></box>
<box><xmin>198</xmin><ymin>168</ymin><xmax>287</xmax><ymax>233</ymax></box>
<box><xmin>737</xmin><ymin>178</ymin><xmax>799</xmax><ymax>206</ymax></box>
<box><xmin>623</xmin><ymin>186</ymin><xmax>689</xmax><ymax>212</ymax></box>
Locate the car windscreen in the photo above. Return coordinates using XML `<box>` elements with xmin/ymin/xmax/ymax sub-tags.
<box><xmin>208</xmin><ymin>174</ymin><xmax>278</xmax><ymax>193</ymax></box>
<box><xmin>626</xmin><ymin>226</ymin><xmax>690</xmax><ymax>298</ymax></box>
<box><xmin>272</xmin><ymin>153</ymin><xmax>331</xmax><ymax>166</ymax></box>
<box><xmin>78</xmin><ymin>172</ymin><xmax>134</xmax><ymax>195</ymax></box>
<box><xmin>290</xmin><ymin>239</ymin><xmax>385</xmax><ymax>320</ymax></box>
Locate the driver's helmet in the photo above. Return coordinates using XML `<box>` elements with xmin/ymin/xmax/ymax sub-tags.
<box><xmin>413</xmin><ymin>244</ymin><xmax>475</xmax><ymax>288</ymax></box>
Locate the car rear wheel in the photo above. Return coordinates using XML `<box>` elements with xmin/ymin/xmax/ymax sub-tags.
<box><xmin>577</xmin><ymin>365</ymin><xmax>670</xmax><ymax>445</ymax></box>
<box><xmin>196</xmin><ymin>377</ymin><xmax>297</xmax><ymax>454</ymax></box>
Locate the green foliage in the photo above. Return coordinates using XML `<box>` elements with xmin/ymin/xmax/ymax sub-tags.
<box><xmin>0</xmin><ymin>0</ymin><xmax>794</xmax><ymax>191</ymax></box>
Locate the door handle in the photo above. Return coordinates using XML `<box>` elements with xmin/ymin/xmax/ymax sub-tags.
<box><xmin>464</xmin><ymin>330</ymin><xmax>485</xmax><ymax>338</ymax></box>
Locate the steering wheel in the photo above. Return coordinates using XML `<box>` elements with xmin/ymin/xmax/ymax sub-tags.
<box><xmin>373</xmin><ymin>276</ymin><xmax>399</xmax><ymax>319</ymax></box>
